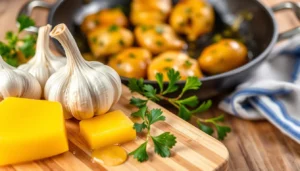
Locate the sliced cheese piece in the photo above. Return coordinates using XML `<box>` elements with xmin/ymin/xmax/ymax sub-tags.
<box><xmin>0</xmin><ymin>97</ymin><xmax>69</xmax><ymax>166</ymax></box>
<box><xmin>80</xmin><ymin>110</ymin><xmax>136</xmax><ymax>149</ymax></box>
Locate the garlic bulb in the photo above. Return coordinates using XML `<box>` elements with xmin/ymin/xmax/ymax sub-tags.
<box><xmin>0</xmin><ymin>56</ymin><xmax>41</xmax><ymax>101</ymax></box>
<box><xmin>18</xmin><ymin>24</ymin><xmax>66</xmax><ymax>90</ymax></box>
<box><xmin>45</xmin><ymin>24</ymin><xmax>122</xmax><ymax>120</ymax></box>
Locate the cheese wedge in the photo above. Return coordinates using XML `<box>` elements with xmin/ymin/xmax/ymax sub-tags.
<box><xmin>80</xmin><ymin>110</ymin><xmax>136</xmax><ymax>149</ymax></box>
<box><xmin>0</xmin><ymin>97</ymin><xmax>69</xmax><ymax>166</ymax></box>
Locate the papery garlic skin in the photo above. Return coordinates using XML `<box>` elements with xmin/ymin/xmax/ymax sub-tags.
<box><xmin>0</xmin><ymin>56</ymin><xmax>42</xmax><ymax>101</ymax></box>
<box><xmin>45</xmin><ymin>24</ymin><xmax>122</xmax><ymax>120</ymax></box>
<box><xmin>18</xmin><ymin>24</ymin><xmax>66</xmax><ymax>90</ymax></box>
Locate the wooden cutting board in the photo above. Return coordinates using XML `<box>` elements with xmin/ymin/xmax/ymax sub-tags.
<box><xmin>0</xmin><ymin>85</ymin><xmax>229</xmax><ymax>171</ymax></box>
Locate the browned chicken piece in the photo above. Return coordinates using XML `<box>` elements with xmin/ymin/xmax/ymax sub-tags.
<box><xmin>170</xmin><ymin>0</ymin><xmax>215</xmax><ymax>41</ymax></box>
<box><xmin>81</xmin><ymin>8</ymin><xmax>128</xmax><ymax>34</ymax></box>
<box><xmin>148</xmin><ymin>51</ymin><xmax>203</xmax><ymax>81</ymax></box>
<box><xmin>135</xmin><ymin>24</ymin><xmax>186</xmax><ymax>54</ymax></box>
<box><xmin>130</xmin><ymin>0</ymin><xmax>172</xmax><ymax>25</ymax></box>
<box><xmin>108</xmin><ymin>48</ymin><xmax>152</xmax><ymax>78</ymax></box>
<box><xmin>87</xmin><ymin>25</ymin><xmax>133</xmax><ymax>58</ymax></box>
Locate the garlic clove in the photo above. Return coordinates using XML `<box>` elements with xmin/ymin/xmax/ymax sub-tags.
<box><xmin>44</xmin><ymin>68</ymin><xmax>73</xmax><ymax>119</ymax></box>
<box><xmin>0</xmin><ymin>56</ymin><xmax>42</xmax><ymax>100</ymax></box>
<box><xmin>46</xmin><ymin>24</ymin><xmax>122</xmax><ymax>120</ymax></box>
<box><xmin>18</xmin><ymin>24</ymin><xmax>66</xmax><ymax>92</ymax></box>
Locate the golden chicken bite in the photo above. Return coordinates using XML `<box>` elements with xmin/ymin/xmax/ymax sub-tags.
<box><xmin>198</xmin><ymin>39</ymin><xmax>248</xmax><ymax>75</ymax></box>
<box><xmin>148</xmin><ymin>51</ymin><xmax>203</xmax><ymax>81</ymax></box>
<box><xmin>130</xmin><ymin>0</ymin><xmax>172</xmax><ymax>25</ymax></box>
<box><xmin>170</xmin><ymin>0</ymin><xmax>215</xmax><ymax>41</ymax></box>
<box><xmin>135</xmin><ymin>24</ymin><xmax>186</xmax><ymax>54</ymax></box>
<box><xmin>81</xmin><ymin>8</ymin><xmax>128</xmax><ymax>34</ymax></box>
<box><xmin>87</xmin><ymin>25</ymin><xmax>133</xmax><ymax>58</ymax></box>
<box><xmin>108</xmin><ymin>48</ymin><xmax>152</xmax><ymax>78</ymax></box>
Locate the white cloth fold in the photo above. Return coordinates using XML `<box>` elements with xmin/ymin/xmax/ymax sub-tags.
<box><xmin>219</xmin><ymin>35</ymin><xmax>300</xmax><ymax>144</ymax></box>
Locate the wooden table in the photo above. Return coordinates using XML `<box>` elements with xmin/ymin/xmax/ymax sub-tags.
<box><xmin>0</xmin><ymin>0</ymin><xmax>300</xmax><ymax>170</ymax></box>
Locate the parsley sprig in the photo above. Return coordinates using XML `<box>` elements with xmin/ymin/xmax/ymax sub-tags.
<box><xmin>128</xmin><ymin>101</ymin><xmax>176</xmax><ymax>162</ymax></box>
<box><xmin>0</xmin><ymin>15</ymin><xmax>37</xmax><ymax>66</ymax></box>
<box><xmin>128</xmin><ymin>69</ymin><xmax>231</xmax><ymax>142</ymax></box>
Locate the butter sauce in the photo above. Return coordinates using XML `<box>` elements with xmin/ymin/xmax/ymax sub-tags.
<box><xmin>92</xmin><ymin>145</ymin><xmax>127</xmax><ymax>166</ymax></box>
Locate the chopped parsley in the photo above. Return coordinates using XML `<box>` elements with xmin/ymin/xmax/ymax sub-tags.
<box><xmin>129</xmin><ymin>53</ymin><xmax>136</xmax><ymax>58</ymax></box>
<box><xmin>94</xmin><ymin>20</ymin><xmax>100</xmax><ymax>26</ymax></box>
<box><xmin>184</xmin><ymin>60</ymin><xmax>192</xmax><ymax>68</ymax></box>
<box><xmin>119</xmin><ymin>39</ymin><xmax>125</xmax><ymax>46</ymax></box>
<box><xmin>156</xmin><ymin>40</ymin><xmax>163</xmax><ymax>47</ymax></box>
<box><xmin>165</xmin><ymin>58</ymin><xmax>173</xmax><ymax>62</ymax></box>
<box><xmin>185</xmin><ymin>8</ymin><xmax>192</xmax><ymax>14</ymax></box>
<box><xmin>91</xmin><ymin>37</ymin><xmax>97</xmax><ymax>44</ymax></box>
<box><xmin>108</xmin><ymin>25</ymin><xmax>119</xmax><ymax>32</ymax></box>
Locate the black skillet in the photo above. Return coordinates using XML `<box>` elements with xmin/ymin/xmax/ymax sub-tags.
<box><xmin>18</xmin><ymin>0</ymin><xmax>300</xmax><ymax>99</ymax></box>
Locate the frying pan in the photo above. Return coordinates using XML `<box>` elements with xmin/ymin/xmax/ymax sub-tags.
<box><xmin>18</xmin><ymin>0</ymin><xmax>300</xmax><ymax>99</ymax></box>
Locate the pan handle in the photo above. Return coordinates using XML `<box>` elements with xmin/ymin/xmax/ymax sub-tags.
<box><xmin>17</xmin><ymin>0</ymin><xmax>53</xmax><ymax>33</ymax></box>
<box><xmin>272</xmin><ymin>2</ymin><xmax>300</xmax><ymax>41</ymax></box>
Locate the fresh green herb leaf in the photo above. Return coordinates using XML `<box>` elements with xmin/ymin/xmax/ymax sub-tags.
<box><xmin>197</xmin><ymin>121</ymin><xmax>214</xmax><ymax>135</ymax></box>
<box><xmin>108</xmin><ymin>25</ymin><xmax>119</xmax><ymax>32</ymax></box>
<box><xmin>140</xmin><ymin>25</ymin><xmax>149</xmax><ymax>32</ymax></box>
<box><xmin>128</xmin><ymin>78</ymin><xmax>144</xmax><ymax>94</ymax></box>
<box><xmin>178</xmin><ymin>104</ymin><xmax>192</xmax><ymax>121</ymax></box>
<box><xmin>155</xmin><ymin>40</ymin><xmax>163</xmax><ymax>47</ymax></box>
<box><xmin>129</xmin><ymin>141</ymin><xmax>149</xmax><ymax>162</ymax></box>
<box><xmin>4</xmin><ymin>57</ymin><xmax>18</xmax><ymax>67</ymax></box>
<box><xmin>19</xmin><ymin>34</ymin><xmax>37</xmax><ymax>58</ymax></box>
<box><xmin>182</xmin><ymin>77</ymin><xmax>202</xmax><ymax>94</ymax></box>
<box><xmin>94</xmin><ymin>20</ymin><xmax>100</xmax><ymax>26</ymax></box>
<box><xmin>17</xmin><ymin>15</ymin><xmax>35</xmax><ymax>32</ymax></box>
<box><xmin>155</xmin><ymin>73</ymin><xmax>164</xmax><ymax>94</ymax></box>
<box><xmin>143</xmin><ymin>84</ymin><xmax>160</xmax><ymax>101</ymax></box>
<box><xmin>152</xmin><ymin>132</ymin><xmax>176</xmax><ymax>157</ymax></box>
<box><xmin>133</xmin><ymin>122</ymin><xmax>147</xmax><ymax>132</ymax></box>
<box><xmin>207</xmin><ymin>115</ymin><xmax>225</xmax><ymax>122</ymax></box>
<box><xmin>131</xmin><ymin>106</ymin><xmax>147</xmax><ymax>119</ymax></box>
<box><xmin>0</xmin><ymin>42</ymin><xmax>13</xmax><ymax>58</ymax></box>
<box><xmin>5</xmin><ymin>31</ymin><xmax>18</xmax><ymax>47</ymax></box>
<box><xmin>119</xmin><ymin>39</ymin><xmax>125</xmax><ymax>46</ymax></box>
<box><xmin>176</xmin><ymin>95</ymin><xmax>199</xmax><ymax>108</ymax></box>
<box><xmin>152</xmin><ymin>132</ymin><xmax>176</xmax><ymax>148</ymax></box>
<box><xmin>163</xmin><ymin>67</ymin><xmax>171</xmax><ymax>71</ymax></box>
<box><xmin>184</xmin><ymin>60</ymin><xmax>192</xmax><ymax>68</ymax></box>
<box><xmin>216</xmin><ymin>125</ymin><xmax>231</xmax><ymax>140</ymax></box>
<box><xmin>91</xmin><ymin>37</ymin><xmax>97</xmax><ymax>44</ymax></box>
<box><xmin>130</xmin><ymin>97</ymin><xmax>148</xmax><ymax>108</ymax></box>
<box><xmin>165</xmin><ymin>58</ymin><xmax>173</xmax><ymax>62</ymax></box>
<box><xmin>163</xmin><ymin>69</ymin><xmax>180</xmax><ymax>95</ymax></box>
<box><xmin>147</xmin><ymin>109</ymin><xmax>165</xmax><ymax>125</ymax></box>
<box><xmin>129</xmin><ymin>53</ymin><xmax>135</xmax><ymax>58</ymax></box>
<box><xmin>191</xmin><ymin>100</ymin><xmax>212</xmax><ymax>114</ymax></box>
<box><xmin>185</xmin><ymin>8</ymin><xmax>192</xmax><ymax>14</ymax></box>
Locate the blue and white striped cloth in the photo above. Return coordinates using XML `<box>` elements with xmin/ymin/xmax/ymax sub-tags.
<box><xmin>219</xmin><ymin>35</ymin><xmax>300</xmax><ymax>144</ymax></box>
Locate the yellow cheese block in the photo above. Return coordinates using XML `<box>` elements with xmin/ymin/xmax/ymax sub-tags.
<box><xmin>0</xmin><ymin>97</ymin><xmax>69</xmax><ymax>166</ymax></box>
<box><xmin>80</xmin><ymin>110</ymin><xmax>136</xmax><ymax>149</ymax></box>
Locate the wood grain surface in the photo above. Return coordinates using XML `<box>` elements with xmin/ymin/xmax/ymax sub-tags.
<box><xmin>0</xmin><ymin>0</ymin><xmax>300</xmax><ymax>171</ymax></box>
<box><xmin>0</xmin><ymin>86</ymin><xmax>229</xmax><ymax>171</ymax></box>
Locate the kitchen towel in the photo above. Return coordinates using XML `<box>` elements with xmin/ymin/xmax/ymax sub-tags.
<box><xmin>219</xmin><ymin>35</ymin><xmax>300</xmax><ymax>144</ymax></box>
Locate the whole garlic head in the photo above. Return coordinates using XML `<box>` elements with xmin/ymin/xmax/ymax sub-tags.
<box><xmin>45</xmin><ymin>24</ymin><xmax>122</xmax><ymax>120</ymax></box>
<box><xmin>18</xmin><ymin>24</ymin><xmax>66</xmax><ymax>90</ymax></box>
<box><xmin>0</xmin><ymin>56</ymin><xmax>42</xmax><ymax>101</ymax></box>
